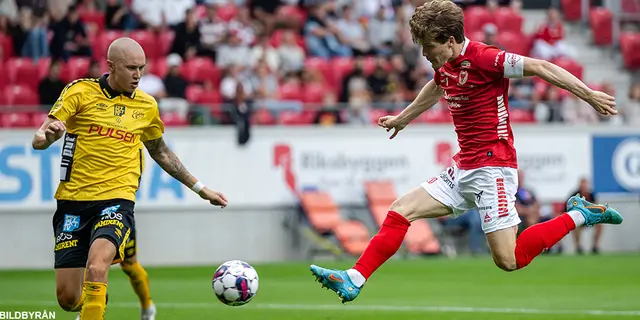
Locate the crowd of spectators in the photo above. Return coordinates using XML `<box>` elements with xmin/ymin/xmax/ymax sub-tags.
<box><xmin>0</xmin><ymin>0</ymin><xmax>638</xmax><ymax>126</ymax></box>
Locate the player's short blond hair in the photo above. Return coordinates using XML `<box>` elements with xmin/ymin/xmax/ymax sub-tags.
<box><xmin>409</xmin><ymin>0</ymin><xmax>465</xmax><ymax>45</ymax></box>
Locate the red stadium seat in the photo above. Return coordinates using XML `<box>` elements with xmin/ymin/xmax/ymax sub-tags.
<box><xmin>160</xmin><ymin>112</ymin><xmax>189</xmax><ymax>126</ymax></box>
<box><xmin>494</xmin><ymin>7</ymin><xmax>523</xmax><ymax>34</ymax></box>
<box><xmin>1</xmin><ymin>112</ymin><xmax>32</xmax><ymax>128</ymax></box>
<box><xmin>31</xmin><ymin>112</ymin><xmax>49</xmax><ymax>127</ymax></box>
<box><xmin>6</xmin><ymin>58</ymin><xmax>41</xmax><ymax>90</ymax></box>
<box><xmin>552</xmin><ymin>57</ymin><xmax>583</xmax><ymax>80</ymax></box>
<box><xmin>252</xmin><ymin>108</ymin><xmax>277</xmax><ymax>125</ymax></box>
<box><xmin>180</xmin><ymin>57</ymin><xmax>220</xmax><ymax>85</ymax></box>
<box><xmin>278</xmin><ymin>82</ymin><xmax>303</xmax><ymax>101</ymax></box>
<box><xmin>590</xmin><ymin>7</ymin><xmax>613</xmax><ymax>46</ymax></box>
<box><xmin>279</xmin><ymin>110</ymin><xmax>314</xmax><ymax>125</ymax></box>
<box><xmin>80</xmin><ymin>10</ymin><xmax>105</xmax><ymax>33</ymax></box>
<box><xmin>621</xmin><ymin>32</ymin><xmax>640</xmax><ymax>69</ymax></box>
<box><xmin>302</xmin><ymin>83</ymin><xmax>325</xmax><ymax>104</ymax></box>
<box><xmin>304</xmin><ymin>57</ymin><xmax>330</xmax><ymax>85</ymax></box>
<box><xmin>3</xmin><ymin>85</ymin><xmax>39</xmax><ymax>106</ymax></box>
<box><xmin>0</xmin><ymin>62</ymin><xmax>6</xmax><ymax>90</ymax></box>
<box><xmin>464</xmin><ymin>6</ymin><xmax>493</xmax><ymax>32</ymax></box>
<box><xmin>276</xmin><ymin>5</ymin><xmax>307</xmax><ymax>28</ymax></box>
<box><xmin>94</xmin><ymin>30</ymin><xmax>125</xmax><ymax>59</ymax></box>
<box><xmin>0</xmin><ymin>33</ymin><xmax>14</xmax><ymax>61</ymax></box>
<box><xmin>186</xmin><ymin>85</ymin><xmax>205</xmax><ymax>103</ymax></box>
<box><xmin>269</xmin><ymin>29</ymin><xmax>305</xmax><ymax>48</ymax></box>
<box><xmin>496</xmin><ymin>31</ymin><xmax>529</xmax><ymax>56</ymax></box>
<box><xmin>158</xmin><ymin>30</ymin><xmax>175</xmax><ymax>56</ymax></box>
<box><xmin>129</xmin><ymin>30</ymin><xmax>159</xmax><ymax>59</ymax></box>
<box><xmin>509</xmin><ymin>109</ymin><xmax>535</xmax><ymax>123</ymax></box>
<box><xmin>217</xmin><ymin>4</ymin><xmax>239</xmax><ymax>21</ymax></box>
<box><xmin>62</xmin><ymin>57</ymin><xmax>91</xmax><ymax>82</ymax></box>
<box><xmin>468</xmin><ymin>30</ymin><xmax>485</xmax><ymax>42</ymax></box>
<box><xmin>561</xmin><ymin>0</ymin><xmax>593</xmax><ymax>22</ymax></box>
<box><xmin>329</xmin><ymin>57</ymin><xmax>354</xmax><ymax>90</ymax></box>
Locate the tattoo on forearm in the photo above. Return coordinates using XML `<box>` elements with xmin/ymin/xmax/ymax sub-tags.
<box><xmin>144</xmin><ymin>138</ymin><xmax>193</xmax><ymax>185</ymax></box>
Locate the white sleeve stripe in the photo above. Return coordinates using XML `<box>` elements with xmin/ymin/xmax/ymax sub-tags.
<box><xmin>503</xmin><ymin>52</ymin><xmax>524</xmax><ymax>78</ymax></box>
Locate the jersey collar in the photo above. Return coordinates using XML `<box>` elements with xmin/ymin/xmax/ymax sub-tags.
<box><xmin>460</xmin><ymin>37</ymin><xmax>470</xmax><ymax>56</ymax></box>
<box><xmin>99</xmin><ymin>74</ymin><xmax>136</xmax><ymax>99</ymax></box>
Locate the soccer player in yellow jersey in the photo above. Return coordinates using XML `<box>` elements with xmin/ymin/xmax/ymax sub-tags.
<box><xmin>32</xmin><ymin>37</ymin><xmax>228</xmax><ymax>320</ymax></box>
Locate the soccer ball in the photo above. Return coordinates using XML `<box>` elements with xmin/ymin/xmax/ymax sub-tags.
<box><xmin>212</xmin><ymin>260</ymin><xmax>259</xmax><ymax>306</ymax></box>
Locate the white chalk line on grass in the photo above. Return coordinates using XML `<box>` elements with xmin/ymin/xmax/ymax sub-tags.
<box><xmin>1</xmin><ymin>300</ymin><xmax>639</xmax><ymax>317</ymax></box>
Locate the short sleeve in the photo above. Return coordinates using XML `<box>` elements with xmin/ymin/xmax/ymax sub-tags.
<box><xmin>476</xmin><ymin>46</ymin><xmax>524</xmax><ymax>79</ymax></box>
<box><xmin>142</xmin><ymin>101</ymin><xmax>165</xmax><ymax>142</ymax></box>
<box><xmin>48</xmin><ymin>82</ymin><xmax>83</xmax><ymax>122</ymax></box>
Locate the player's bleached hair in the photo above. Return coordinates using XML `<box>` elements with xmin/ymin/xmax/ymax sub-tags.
<box><xmin>409</xmin><ymin>0</ymin><xmax>465</xmax><ymax>45</ymax></box>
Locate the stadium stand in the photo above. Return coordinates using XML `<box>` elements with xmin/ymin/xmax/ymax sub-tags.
<box><xmin>1</xmin><ymin>0</ymin><xmax>636</xmax><ymax>128</ymax></box>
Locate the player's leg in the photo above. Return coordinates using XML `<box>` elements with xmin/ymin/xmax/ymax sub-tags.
<box><xmin>81</xmin><ymin>200</ymin><xmax>135</xmax><ymax>319</ymax></box>
<box><xmin>120</xmin><ymin>241</ymin><xmax>156</xmax><ymax>320</ymax></box>
<box><xmin>53</xmin><ymin>202</ymin><xmax>90</xmax><ymax>312</ymax></box>
<box><xmin>56</xmin><ymin>268</ymin><xmax>85</xmax><ymax>311</ymax></box>
<box><xmin>310</xmin><ymin>167</ymin><xmax>467</xmax><ymax>302</ymax></box>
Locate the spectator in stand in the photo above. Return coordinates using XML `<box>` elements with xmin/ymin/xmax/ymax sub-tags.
<box><xmin>248</xmin><ymin>0</ymin><xmax>282</xmax><ymax>34</ymax></box>
<box><xmin>515</xmin><ymin>170</ymin><xmax>541</xmax><ymax>233</ymax></box>
<box><xmin>138</xmin><ymin>66</ymin><xmax>166</xmax><ymax>100</ymax></box>
<box><xmin>199</xmin><ymin>2</ymin><xmax>228</xmax><ymax>61</ymax></box>
<box><xmin>249</xmin><ymin>34</ymin><xmax>279</xmax><ymax>72</ymax></box>
<box><xmin>314</xmin><ymin>93</ymin><xmax>344</xmax><ymax>126</ymax></box>
<box><xmin>562</xmin><ymin>93</ymin><xmax>600</xmax><ymax>124</ymax></box>
<box><xmin>216</xmin><ymin>31</ymin><xmax>251</xmax><ymax>68</ymax></box>
<box><xmin>49</xmin><ymin>4</ymin><xmax>92</xmax><ymax>61</ymax></box>
<box><xmin>304</xmin><ymin>3</ymin><xmax>351</xmax><ymax>59</ymax></box>
<box><xmin>531</xmin><ymin>6</ymin><xmax>576</xmax><ymax>60</ymax></box>
<box><xmin>161</xmin><ymin>53</ymin><xmax>190</xmax><ymax>117</ymax></box>
<box><xmin>11</xmin><ymin>6</ymin><xmax>49</xmax><ymax>61</ymax></box>
<box><xmin>340</xmin><ymin>57</ymin><xmax>366</xmax><ymax>103</ymax></box>
<box><xmin>104</xmin><ymin>0</ymin><xmax>139</xmax><ymax>30</ymax></box>
<box><xmin>170</xmin><ymin>8</ymin><xmax>202</xmax><ymax>60</ymax></box>
<box><xmin>568</xmin><ymin>177</ymin><xmax>600</xmax><ymax>254</ymax></box>
<box><xmin>84</xmin><ymin>59</ymin><xmax>102</xmax><ymax>78</ymax></box>
<box><xmin>251</xmin><ymin>60</ymin><xmax>283</xmax><ymax>110</ymax></box>
<box><xmin>227</xmin><ymin>6</ymin><xmax>256</xmax><ymax>46</ymax></box>
<box><xmin>333</xmin><ymin>4</ymin><xmax>370</xmax><ymax>56</ymax></box>
<box><xmin>621</xmin><ymin>82</ymin><xmax>640</xmax><ymax>126</ymax></box>
<box><xmin>367</xmin><ymin>6</ymin><xmax>396</xmax><ymax>56</ymax></box>
<box><xmin>533</xmin><ymin>85</ymin><xmax>562</xmax><ymax>123</ymax></box>
<box><xmin>481</xmin><ymin>23</ymin><xmax>500</xmax><ymax>48</ymax></box>
<box><xmin>367</xmin><ymin>57</ymin><xmax>391</xmax><ymax>105</ymax></box>
<box><xmin>38</xmin><ymin>59</ymin><xmax>66</xmax><ymax>108</ymax></box>
<box><xmin>220</xmin><ymin>64</ymin><xmax>254</xmax><ymax>104</ymax></box>
<box><xmin>132</xmin><ymin>0</ymin><xmax>195</xmax><ymax>29</ymax></box>
<box><xmin>277</xmin><ymin>29</ymin><xmax>305</xmax><ymax>74</ymax></box>
<box><xmin>163</xmin><ymin>53</ymin><xmax>188</xmax><ymax>99</ymax></box>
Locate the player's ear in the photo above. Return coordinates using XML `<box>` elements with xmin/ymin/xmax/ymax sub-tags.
<box><xmin>106</xmin><ymin>60</ymin><xmax>115</xmax><ymax>73</ymax></box>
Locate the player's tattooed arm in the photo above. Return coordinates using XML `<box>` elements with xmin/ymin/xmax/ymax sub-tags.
<box><xmin>144</xmin><ymin>137</ymin><xmax>197</xmax><ymax>187</ymax></box>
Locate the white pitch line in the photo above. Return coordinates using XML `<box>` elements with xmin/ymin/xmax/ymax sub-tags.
<box><xmin>1</xmin><ymin>301</ymin><xmax>639</xmax><ymax>317</ymax></box>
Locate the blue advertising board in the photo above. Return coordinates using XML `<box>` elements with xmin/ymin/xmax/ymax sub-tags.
<box><xmin>592</xmin><ymin>135</ymin><xmax>640</xmax><ymax>194</ymax></box>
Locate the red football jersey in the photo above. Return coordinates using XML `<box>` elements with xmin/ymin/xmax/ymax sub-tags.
<box><xmin>433</xmin><ymin>38</ymin><xmax>524</xmax><ymax>170</ymax></box>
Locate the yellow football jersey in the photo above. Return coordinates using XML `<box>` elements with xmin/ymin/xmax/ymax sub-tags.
<box><xmin>48</xmin><ymin>75</ymin><xmax>165</xmax><ymax>202</ymax></box>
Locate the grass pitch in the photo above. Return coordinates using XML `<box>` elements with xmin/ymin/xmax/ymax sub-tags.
<box><xmin>1</xmin><ymin>254</ymin><xmax>639</xmax><ymax>319</ymax></box>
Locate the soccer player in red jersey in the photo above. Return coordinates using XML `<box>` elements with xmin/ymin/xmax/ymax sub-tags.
<box><xmin>309</xmin><ymin>0</ymin><xmax>623</xmax><ymax>303</ymax></box>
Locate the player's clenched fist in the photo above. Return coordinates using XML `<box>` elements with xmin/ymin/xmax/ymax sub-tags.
<box><xmin>198</xmin><ymin>188</ymin><xmax>229</xmax><ymax>208</ymax></box>
<box><xmin>586</xmin><ymin>90</ymin><xmax>617</xmax><ymax>116</ymax></box>
<box><xmin>45</xmin><ymin>120</ymin><xmax>66</xmax><ymax>143</ymax></box>
<box><xmin>378</xmin><ymin>115</ymin><xmax>407</xmax><ymax>140</ymax></box>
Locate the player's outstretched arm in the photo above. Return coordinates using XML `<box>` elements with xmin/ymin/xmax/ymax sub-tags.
<box><xmin>32</xmin><ymin>116</ymin><xmax>66</xmax><ymax>150</ymax></box>
<box><xmin>143</xmin><ymin>137</ymin><xmax>228</xmax><ymax>208</ymax></box>
<box><xmin>523</xmin><ymin>57</ymin><xmax>617</xmax><ymax>116</ymax></box>
<box><xmin>378</xmin><ymin>79</ymin><xmax>443</xmax><ymax>139</ymax></box>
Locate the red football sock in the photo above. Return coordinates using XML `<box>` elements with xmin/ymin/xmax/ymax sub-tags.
<box><xmin>515</xmin><ymin>213</ymin><xmax>576</xmax><ymax>269</ymax></box>
<box><xmin>353</xmin><ymin>211</ymin><xmax>410</xmax><ymax>279</ymax></box>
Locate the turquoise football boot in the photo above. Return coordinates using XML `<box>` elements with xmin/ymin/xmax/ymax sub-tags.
<box><xmin>567</xmin><ymin>194</ymin><xmax>623</xmax><ymax>227</ymax></box>
<box><xmin>310</xmin><ymin>265</ymin><xmax>361</xmax><ymax>303</ymax></box>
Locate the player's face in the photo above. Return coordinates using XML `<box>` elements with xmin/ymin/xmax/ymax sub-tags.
<box><xmin>109</xmin><ymin>53</ymin><xmax>146</xmax><ymax>93</ymax></box>
<box><xmin>421</xmin><ymin>37</ymin><xmax>456</xmax><ymax>69</ymax></box>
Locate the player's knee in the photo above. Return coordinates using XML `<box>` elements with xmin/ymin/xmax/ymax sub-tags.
<box><xmin>389</xmin><ymin>198</ymin><xmax>417</xmax><ymax>222</ymax></box>
<box><xmin>493</xmin><ymin>255</ymin><xmax>518</xmax><ymax>272</ymax></box>
<box><xmin>56</xmin><ymin>290</ymin><xmax>81</xmax><ymax>311</ymax></box>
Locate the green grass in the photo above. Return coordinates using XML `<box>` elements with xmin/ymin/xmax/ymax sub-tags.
<box><xmin>1</xmin><ymin>254</ymin><xmax>639</xmax><ymax>319</ymax></box>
